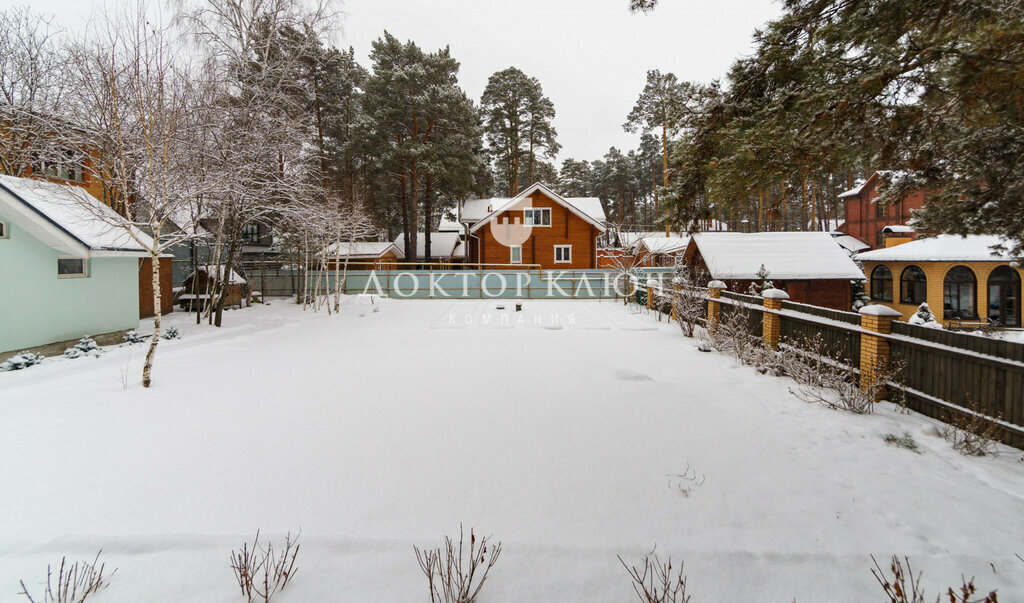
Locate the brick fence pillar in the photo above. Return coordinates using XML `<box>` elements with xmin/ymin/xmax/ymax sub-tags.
<box><xmin>707</xmin><ymin>280</ymin><xmax>726</xmax><ymax>329</ymax></box>
<box><xmin>761</xmin><ymin>288</ymin><xmax>789</xmax><ymax>349</ymax></box>
<box><xmin>647</xmin><ymin>279</ymin><xmax>654</xmax><ymax>310</ymax></box>
<box><xmin>858</xmin><ymin>304</ymin><xmax>903</xmax><ymax>400</ymax></box>
<box><xmin>671</xmin><ymin>280</ymin><xmax>681</xmax><ymax>322</ymax></box>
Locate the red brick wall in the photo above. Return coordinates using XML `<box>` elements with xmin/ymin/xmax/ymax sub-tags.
<box><xmin>843</xmin><ymin>173</ymin><xmax>928</xmax><ymax>249</ymax></box>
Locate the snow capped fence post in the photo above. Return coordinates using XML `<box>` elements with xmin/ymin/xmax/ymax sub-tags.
<box><xmin>761</xmin><ymin>288</ymin><xmax>789</xmax><ymax>349</ymax></box>
<box><xmin>858</xmin><ymin>305</ymin><xmax>903</xmax><ymax>401</ymax></box>
<box><xmin>707</xmin><ymin>280</ymin><xmax>727</xmax><ymax>330</ymax></box>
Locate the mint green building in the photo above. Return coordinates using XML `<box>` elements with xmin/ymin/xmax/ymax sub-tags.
<box><xmin>0</xmin><ymin>175</ymin><xmax>151</xmax><ymax>359</ymax></box>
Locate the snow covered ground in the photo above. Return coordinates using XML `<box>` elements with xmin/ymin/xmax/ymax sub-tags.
<box><xmin>2</xmin><ymin>297</ymin><xmax>1023</xmax><ymax>601</ymax></box>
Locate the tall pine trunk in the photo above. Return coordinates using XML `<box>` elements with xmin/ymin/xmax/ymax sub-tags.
<box><xmin>424</xmin><ymin>175</ymin><xmax>433</xmax><ymax>265</ymax></box>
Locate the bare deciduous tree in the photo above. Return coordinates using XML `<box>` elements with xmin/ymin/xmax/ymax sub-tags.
<box><xmin>0</xmin><ymin>7</ymin><xmax>68</xmax><ymax>177</ymax></box>
<box><xmin>39</xmin><ymin>6</ymin><xmax>207</xmax><ymax>387</ymax></box>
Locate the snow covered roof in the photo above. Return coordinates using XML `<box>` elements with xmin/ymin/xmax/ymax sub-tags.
<box><xmin>687</xmin><ymin>232</ymin><xmax>865</xmax><ymax>280</ymax></box>
<box><xmin>460</xmin><ymin>198</ymin><xmax>508</xmax><ymax>222</ymax></box>
<box><xmin>881</xmin><ymin>224</ymin><xmax>915</xmax><ymax>234</ymax></box>
<box><xmin>437</xmin><ymin>216</ymin><xmax>463</xmax><ymax>232</ymax></box>
<box><xmin>323</xmin><ymin>241</ymin><xmax>405</xmax><ymax>260</ymax></box>
<box><xmin>195</xmin><ymin>264</ymin><xmax>246</xmax><ymax>284</ymax></box>
<box><xmin>164</xmin><ymin>207</ymin><xmax>213</xmax><ymax>238</ymax></box>
<box><xmin>393</xmin><ymin>231</ymin><xmax>463</xmax><ymax>259</ymax></box>
<box><xmin>855</xmin><ymin>235</ymin><xmax>1016</xmax><ymax>263</ymax></box>
<box><xmin>830</xmin><ymin>232</ymin><xmax>871</xmax><ymax>254</ymax></box>
<box><xmin>0</xmin><ymin>174</ymin><xmax>153</xmax><ymax>257</ymax></box>
<box><xmin>837</xmin><ymin>170</ymin><xmax>914</xmax><ymax>200</ymax></box>
<box><xmin>462</xmin><ymin>183</ymin><xmax>607</xmax><ymax>231</ymax></box>
<box><xmin>618</xmin><ymin>231</ymin><xmax>665</xmax><ymax>247</ymax></box>
<box><xmin>838</xmin><ymin>178</ymin><xmax>870</xmax><ymax>199</ymax></box>
<box><xmin>634</xmin><ymin>235</ymin><xmax>690</xmax><ymax>255</ymax></box>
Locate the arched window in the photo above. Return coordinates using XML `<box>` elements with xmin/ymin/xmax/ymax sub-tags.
<box><xmin>943</xmin><ymin>266</ymin><xmax>977</xmax><ymax>320</ymax></box>
<box><xmin>870</xmin><ymin>265</ymin><xmax>893</xmax><ymax>301</ymax></box>
<box><xmin>900</xmin><ymin>266</ymin><xmax>927</xmax><ymax>305</ymax></box>
<box><xmin>987</xmin><ymin>266</ymin><xmax>1021</xmax><ymax>327</ymax></box>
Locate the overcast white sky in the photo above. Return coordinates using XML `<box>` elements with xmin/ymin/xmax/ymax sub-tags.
<box><xmin>24</xmin><ymin>0</ymin><xmax>781</xmax><ymax>163</ymax></box>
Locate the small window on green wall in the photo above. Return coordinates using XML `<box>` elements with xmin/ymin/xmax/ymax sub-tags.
<box><xmin>0</xmin><ymin>221</ymin><xmax>7</xmax><ymax>238</ymax></box>
<box><xmin>58</xmin><ymin>257</ymin><xmax>88</xmax><ymax>278</ymax></box>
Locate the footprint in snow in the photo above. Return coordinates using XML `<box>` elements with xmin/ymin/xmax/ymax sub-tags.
<box><xmin>614</xmin><ymin>368</ymin><xmax>654</xmax><ymax>382</ymax></box>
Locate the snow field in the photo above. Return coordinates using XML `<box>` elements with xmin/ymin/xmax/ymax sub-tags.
<box><xmin>1</xmin><ymin>298</ymin><xmax>1023</xmax><ymax>601</ymax></box>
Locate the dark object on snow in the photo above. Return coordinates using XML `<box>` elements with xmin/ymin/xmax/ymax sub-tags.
<box><xmin>697</xmin><ymin>344</ymin><xmax>712</xmax><ymax>353</ymax></box>
<box><xmin>516</xmin><ymin>304</ymin><xmax>522</xmax><ymax>312</ymax></box>
<box><xmin>496</xmin><ymin>305</ymin><xmax>505</xmax><ymax>310</ymax></box>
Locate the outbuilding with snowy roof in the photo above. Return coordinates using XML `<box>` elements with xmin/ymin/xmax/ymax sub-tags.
<box><xmin>0</xmin><ymin>174</ymin><xmax>152</xmax><ymax>358</ymax></box>
<box><xmin>682</xmin><ymin>231</ymin><xmax>865</xmax><ymax>311</ymax></box>
<box><xmin>321</xmin><ymin>241</ymin><xmax>405</xmax><ymax>271</ymax></box>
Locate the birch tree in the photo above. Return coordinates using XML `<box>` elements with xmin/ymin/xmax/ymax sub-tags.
<box><xmin>55</xmin><ymin>6</ymin><xmax>204</xmax><ymax>387</ymax></box>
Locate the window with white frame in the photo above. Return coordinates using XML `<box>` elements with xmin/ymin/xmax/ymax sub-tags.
<box><xmin>510</xmin><ymin>245</ymin><xmax>522</xmax><ymax>264</ymax></box>
<box><xmin>39</xmin><ymin>151</ymin><xmax>84</xmax><ymax>183</ymax></box>
<box><xmin>554</xmin><ymin>245</ymin><xmax>572</xmax><ymax>263</ymax></box>
<box><xmin>57</xmin><ymin>257</ymin><xmax>88</xmax><ymax>278</ymax></box>
<box><xmin>524</xmin><ymin>208</ymin><xmax>551</xmax><ymax>226</ymax></box>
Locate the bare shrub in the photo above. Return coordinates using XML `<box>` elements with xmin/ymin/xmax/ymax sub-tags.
<box><xmin>698</xmin><ymin>300</ymin><xmax>756</xmax><ymax>361</ymax></box>
<box><xmin>940</xmin><ymin>397</ymin><xmax>1001</xmax><ymax>457</ymax></box>
<box><xmin>783</xmin><ymin>334</ymin><xmax>903</xmax><ymax>415</ymax></box>
<box><xmin>870</xmin><ymin>555</ymin><xmax>997</xmax><ymax>603</ymax></box>
<box><xmin>18</xmin><ymin>551</ymin><xmax>116</xmax><ymax>603</ymax></box>
<box><xmin>414</xmin><ymin>525</ymin><xmax>502</xmax><ymax>603</ymax></box>
<box><xmin>871</xmin><ymin>555</ymin><xmax>927</xmax><ymax>603</ymax></box>
<box><xmin>618</xmin><ymin>551</ymin><xmax>691</xmax><ymax>603</ymax></box>
<box><xmin>230</xmin><ymin>530</ymin><xmax>300</xmax><ymax>603</ymax></box>
<box><xmin>670</xmin><ymin>264</ymin><xmax>708</xmax><ymax>338</ymax></box>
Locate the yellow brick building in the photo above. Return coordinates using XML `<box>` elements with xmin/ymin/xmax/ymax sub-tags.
<box><xmin>857</xmin><ymin>235</ymin><xmax>1023</xmax><ymax>327</ymax></box>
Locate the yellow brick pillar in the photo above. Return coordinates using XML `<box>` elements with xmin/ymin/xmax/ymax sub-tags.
<box><xmin>647</xmin><ymin>280</ymin><xmax>654</xmax><ymax>310</ymax></box>
<box><xmin>671</xmin><ymin>280</ymin><xmax>681</xmax><ymax>322</ymax></box>
<box><xmin>858</xmin><ymin>304</ymin><xmax>903</xmax><ymax>400</ymax></box>
<box><xmin>707</xmin><ymin>280</ymin><xmax>726</xmax><ymax>329</ymax></box>
<box><xmin>761</xmin><ymin>288</ymin><xmax>789</xmax><ymax>349</ymax></box>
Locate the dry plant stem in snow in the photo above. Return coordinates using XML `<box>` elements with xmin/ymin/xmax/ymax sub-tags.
<box><xmin>698</xmin><ymin>300</ymin><xmax>761</xmax><ymax>366</ymax></box>
<box><xmin>870</xmin><ymin>555</ymin><xmax>998</xmax><ymax>603</ymax></box>
<box><xmin>784</xmin><ymin>334</ymin><xmax>897</xmax><ymax>414</ymax></box>
<box><xmin>414</xmin><ymin>525</ymin><xmax>502</xmax><ymax>603</ymax></box>
<box><xmin>618</xmin><ymin>552</ymin><xmax>691</xmax><ymax>603</ymax></box>
<box><xmin>670</xmin><ymin>266</ymin><xmax>708</xmax><ymax>338</ymax></box>
<box><xmin>18</xmin><ymin>551</ymin><xmax>116</xmax><ymax>603</ymax></box>
<box><xmin>940</xmin><ymin>396</ymin><xmax>1001</xmax><ymax>457</ymax></box>
<box><xmin>230</xmin><ymin>530</ymin><xmax>300</xmax><ymax>603</ymax></box>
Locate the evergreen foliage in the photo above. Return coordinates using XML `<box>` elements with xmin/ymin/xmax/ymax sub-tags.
<box><xmin>625</xmin><ymin>0</ymin><xmax>1024</xmax><ymax>255</ymax></box>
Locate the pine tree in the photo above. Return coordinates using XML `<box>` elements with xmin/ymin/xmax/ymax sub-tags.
<box><xmin>480</xmin><ymin>67</ymin><xmax>558</xmax><ymax>196</ymax></box>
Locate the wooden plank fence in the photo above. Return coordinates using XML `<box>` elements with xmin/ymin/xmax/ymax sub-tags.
<box><xmin>706</xmin><ymin>288</ymin><xmax>1024</xmax><ymax>449</ymax></box>
<box><xmin>888</xmin><ymin>322</ymin><xmax>1024</xmax><ymax>448</ymax></box>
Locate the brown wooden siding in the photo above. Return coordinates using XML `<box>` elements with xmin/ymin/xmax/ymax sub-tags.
<box><xmin>469</xmin><ymin>190</ymin><xmax>600</xmax><ymax>269</ymax></box>
<box><xmin>139</xmin><ymin>257</ymin><xmax>174</xmax><ymax>318</ymax></box>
